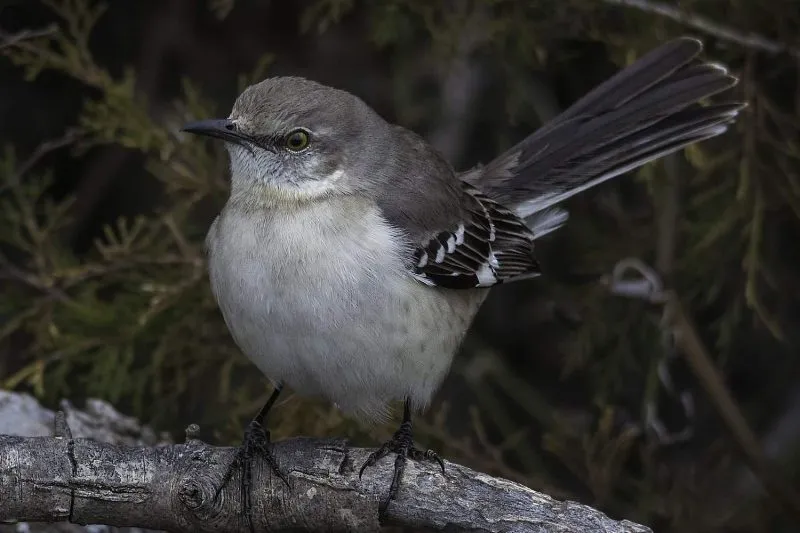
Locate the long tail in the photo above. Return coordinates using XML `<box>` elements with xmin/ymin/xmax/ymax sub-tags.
<box><xmin>462</xmin><ymin>37</ymin><xmax>743</xmax><ymax>225</ymax></box>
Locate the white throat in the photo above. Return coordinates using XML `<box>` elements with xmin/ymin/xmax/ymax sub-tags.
<box><xmin>228</xmin><ymin>146</ymin><xmax>348</xmax><ymax>207</ymax></box>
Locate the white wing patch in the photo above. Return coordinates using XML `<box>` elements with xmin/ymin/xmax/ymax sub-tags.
<box><xmin>411</xmin><ymin>183</ymin><xmax>541</xmax><ymax>289</ymax></box>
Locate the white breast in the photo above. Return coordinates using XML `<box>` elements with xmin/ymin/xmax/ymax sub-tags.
<box><xmin>205</xmin><ymin>196</ymin><xmax>484</xmax><ymax>422</ymax></box>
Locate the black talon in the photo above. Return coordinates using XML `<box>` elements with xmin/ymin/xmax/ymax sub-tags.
<box><xmin>214</xmin><ymin>385</ymin><xmax>287</xmax><ymax>531</ymax></box>
<box><xmin>359</xmin><ymin>398</ymin><xmax>446</xmax><ymax>514</ymax></box>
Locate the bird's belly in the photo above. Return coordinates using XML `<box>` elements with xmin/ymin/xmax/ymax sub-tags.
<box><xmin>212</xmin><ymin>253</ymin><xmax>464</xmax><ymax>421</ymax></box>
<box><xmin>207</xmin><ymin>205</ymin><xmax>484</xmax><ymax>422</ymax></box>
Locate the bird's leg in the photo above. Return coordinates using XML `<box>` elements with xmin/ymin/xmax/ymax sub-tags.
<box><xmin>359</xmin><ymin>398</ymin><xmax>445</xmax><ymax>514</ymax></box>
<box><xmin>215</xmin><ymin>385</ymin><xmax>288</xmax><ymax>530</ymax></box>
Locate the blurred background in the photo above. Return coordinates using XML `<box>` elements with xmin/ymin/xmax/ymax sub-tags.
<box><xmin>1</xmin><ymin>1</ymin><xmax>799</xmax><ymax>531</ymax></box>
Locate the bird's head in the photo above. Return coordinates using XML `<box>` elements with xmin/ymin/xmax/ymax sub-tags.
<box><xmin>183</xmin><ymin>77</ymin><xmax>391</xmax><ymax>204</ymax></box>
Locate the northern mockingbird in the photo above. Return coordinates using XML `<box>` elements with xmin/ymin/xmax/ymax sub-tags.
<box><xmin>183</xmin><ymin>37</ymin><xmax>741</xmax><ymax>515</ymax></box>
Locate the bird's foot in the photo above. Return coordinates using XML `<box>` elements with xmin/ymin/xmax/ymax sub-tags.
<box><xmin>215</xmin><ymin>418</ymin><xmax>289</xmax><ymax>530</ymax></box>
<box><xmin>359</xmin><ymin>419</ymin><xmax>445</xmax><ymax>514</ymax></box>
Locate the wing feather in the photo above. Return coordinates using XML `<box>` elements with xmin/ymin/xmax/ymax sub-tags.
<box><xmin>411</xmin><ymin>183</ymin><xmax>540</xmax><ymax>289</ymax></box>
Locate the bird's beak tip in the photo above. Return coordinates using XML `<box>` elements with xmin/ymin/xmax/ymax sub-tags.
<box><xmin>181</xmin><ymin>118</ymin><xmax>237</xmax><ymax>139</ymax></box>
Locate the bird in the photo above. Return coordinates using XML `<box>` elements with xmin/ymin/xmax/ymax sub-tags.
<box><xmin>182</xmin><ymin>37</ymin><xmax>742</xmax><ymax>517</ymax></box>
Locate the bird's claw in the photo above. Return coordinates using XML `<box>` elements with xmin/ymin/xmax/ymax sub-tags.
<box><xmin>359</xmin><ymin>420</ymin><xmax>445</xmax><ymax>514</ymax></box>
<box><xmin>214</xmin><ymin>418</ymin><xmax>289</xmax><ymax>531</ymax></box>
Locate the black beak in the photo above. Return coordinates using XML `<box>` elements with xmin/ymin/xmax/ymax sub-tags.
<box><xmin>182</xmin><ymin>118</ymin><xmax>249</xmax><ymax>145</ymax></box>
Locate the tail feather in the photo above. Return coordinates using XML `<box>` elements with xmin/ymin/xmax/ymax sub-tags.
<box><xmin>568</xmin><ymin>103</ymin><xmax>742</xmax><ymax>185</ymax></box>
<box><xmin>524</xmin><ymin>207</ymin><xmax>570</xmax><ymax>237</ymax></box>
<box><xmin>463</xmin><ymin>37</ymin><xmax>742</xmax><ymax>216</ymax></box>
<box><xmin>554</xmin><ymin>38</ymin><xmax>704</xmax><ymax>122</ymax></box>
<box><xmin>595</xmin><ymin>104</ymin><xmax>741</xmax><ymax>166</ymax></box>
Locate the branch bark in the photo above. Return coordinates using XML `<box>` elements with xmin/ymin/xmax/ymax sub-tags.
<box><xmin>0</xmin><ymin>395</ymin><xmax>652</xmax><ymax>533</ymax></box>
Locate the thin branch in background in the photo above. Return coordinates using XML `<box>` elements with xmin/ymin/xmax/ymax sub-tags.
<box><xmin>3</xmin><ymin>128</ymin><xmax>82</xmax><ymax>189</ymax></box>
<box><xmin>65</xmin><ymin>0</ymin><xmax>191</xmax><ymax>241</ymax></box>
<box><xmin>0</xmin><ymin>129</ymin><xmax>82</xmax><ymax>301</ymax></box>
<box><xmin>665</xmin><ymin>295</ymin><xmax>800</xmax><ymax>522</ymax></box>
<box><xmin>605</xmin><ymin>262</ymin><xmax>800</xmax><ymax>521</ymax></box>
<box><xmin>0</xmin><ymin>252</ymin><xmax>71</xmax><ymax>302</ymax></box>
<box><xmin>603</xmin><ymin>0</ymin><xmax>800</xmax><ymax>58</ymax></box>
<box><xmin>0</xmin><ymin>25</ymin><xmax>58</xmax><ymax>50</ymax></box>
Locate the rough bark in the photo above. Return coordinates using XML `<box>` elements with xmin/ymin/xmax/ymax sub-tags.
<box><xmin>0</xmin><ymin>392</ymin><xmax>652</xmax><ymax>533</ymax></box>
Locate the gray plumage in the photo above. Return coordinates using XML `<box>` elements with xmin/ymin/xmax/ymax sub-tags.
<box><xmin>189</xmin><ymin>37</ymin><xmax>741</xmax><ymax>424</ymax></box>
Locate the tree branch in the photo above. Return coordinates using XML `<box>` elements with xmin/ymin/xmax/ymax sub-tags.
<box><xmin>0</xmin><ymin>26</ymin><xmax>58</xmax><ymax>51</ymax></box>
<box><xmin>603</xmin><ymin>0</ymin><xmax>800</xmax><ymax>58</ymax></box>
<box><xmin>603</xmin><ymin>263</ymin><xmax>800</xmax><ymax>522</ymax></box>
<box><xmin>0</xmin><ymin>394</ymin><xmax>652</xmax><ymax>533</ymax></box>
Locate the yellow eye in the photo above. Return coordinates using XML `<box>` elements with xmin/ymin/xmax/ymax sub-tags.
<box><xmin>285</xmin><ymin>129</ymin><xmax>310</xmax><ymax>151</ymax></box>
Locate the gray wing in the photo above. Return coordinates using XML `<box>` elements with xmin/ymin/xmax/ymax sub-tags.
<box><xmin>462</xmin><ymin>37</ymin><xmax>743</xmax><ymax>218</ymax></box>
<box><xmin>376</xmin><ymin>128</ymin><xmax>542</xmax><ymax>289</ymax></box>
<box><xmin>381</xmin><ymin>38</ymin><xmax>740</xmax><ymax>290</ymax></box>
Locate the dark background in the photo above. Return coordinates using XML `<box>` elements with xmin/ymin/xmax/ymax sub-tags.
<box><xmin>1</xmin><ymin>1</ymin><xmax>799</xmax><ymax>531</ymax></box>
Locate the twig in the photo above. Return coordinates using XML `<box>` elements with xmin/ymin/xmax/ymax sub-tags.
<box><xmin>0</xmin><ymin>252</ymin><xmax>71</xmax><ymax>302</ymax></box>
<box><xmin>0</xmin><ymin>25</ymin><xmax>58</xmax><ymax>50</ymax></box>
<box><xmin>0</xmin><ymin>128</ymin><xmax>81</xmax><ymax>301</ymax></box>
<box><xmin>4</xmin><ymin>128</ymin><xmax>82</xmax><ymax>189</ymax></box>
<box><xmin>664</xmin><ymin>295</ymin><xmax>800</xmax><ymax>521</ymax></box>
<box><xmin>606</xmin><ymin>261</ymin><xmax>800</xmax><ymax>521</ymax></box>
<box><xmin>602</xmin><ymin>0</ymin><xmax>800</xmax><ymax>58</ymax></box>
<box><xmin>62</xmin><ymin>0</ymin><xmax>191</xmax><ymax>241</ymax></box>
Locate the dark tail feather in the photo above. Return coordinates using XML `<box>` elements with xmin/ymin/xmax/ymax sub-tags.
<box><xmin>565</xmin><ymin>102</ymin><xmax>742</xmax><ymax>190</ymax></box>
<box><xmin>536</xmin><ymin>38</ymin><xmax>705</xmax><ymax>134</ymax></box>
<box><xmin>464</xmin><ymin>37</ymin><xmax>743</xmax><ymax>217</ymax></box>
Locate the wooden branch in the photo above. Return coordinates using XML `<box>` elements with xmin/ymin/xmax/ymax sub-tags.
<box><xmin>0</xmin><ymin>395</ymin><xmax>652</xmax><ymax>533</ymax></box>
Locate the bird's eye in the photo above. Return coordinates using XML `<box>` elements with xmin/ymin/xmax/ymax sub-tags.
<box><xmin>284</xmin><ymin>129</ymin><xmax>310</xmax><ymax>152</ymax></box>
